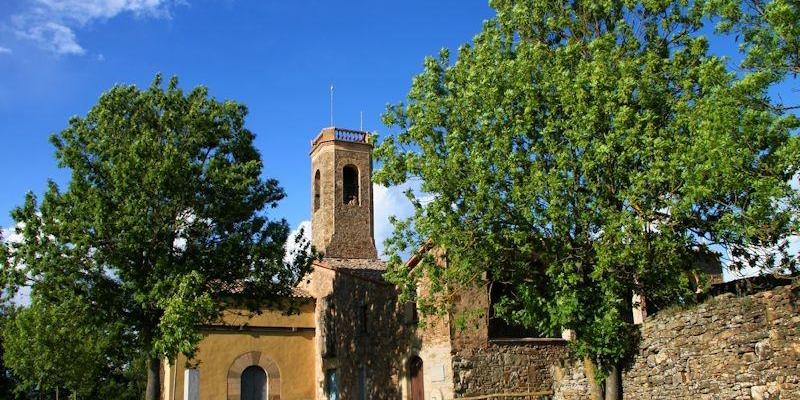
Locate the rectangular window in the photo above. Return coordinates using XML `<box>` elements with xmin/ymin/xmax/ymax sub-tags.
<box><xmin>184</xmin><ymin>369</ymin><xmax>199</xmax><ymax>400</ymax></box>
<box><xmin>323</xmin><ymin>301</ymin><xmax>337</xmax><ymax>357</ymax></box>
<box><xmin>326</xmin><ymin>369</ymin><xmax>339</xmax><ymax>400</ymax></box>
<box><xmin>404</xmin><ymin>301</ymin><xmax>419</xmax><ymax>325</ymax></box>
<box><xmin>488</xmin><ymin>281</ymin><xmax>547</xmax><ymax>339</ymax></box>
<box><xmin>358</xmin><ymin>301</ymin><xmax>369</xmax><ymax>335</ymax></box>
<box><xmin>358</xmin><ymin>365</ymin><xmax>367</xmax><ymax>400</ymax></box>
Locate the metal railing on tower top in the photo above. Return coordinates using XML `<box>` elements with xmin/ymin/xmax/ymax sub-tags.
<box><xmin>311</xmin><ymin>127</ymin><xmax>372</xmax><ymax>148</ymax></box>
<box><xmin>334</xmin><ymin>127</ymin><xmax>369</xmax><ymax>143</ymax></box>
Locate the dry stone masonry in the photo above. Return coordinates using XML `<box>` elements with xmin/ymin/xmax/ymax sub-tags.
<box><xmin>622</xmin><ymin>281</ymin><xmax>799</xmax><ymax>400</ymax></box>
<box><xmin>452</xmin><ymin>341</ymin><xmax>571</xmax><ymax>397</ymax></box>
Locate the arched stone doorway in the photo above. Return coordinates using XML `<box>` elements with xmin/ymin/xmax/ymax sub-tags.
<box><xmin>227</xmin><ymin>351</ymin><xmax>281</xmax><ymax>400</ymax></box>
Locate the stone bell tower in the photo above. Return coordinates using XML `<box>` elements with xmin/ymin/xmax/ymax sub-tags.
<box><xmin>310</xmin><ymin>127</ymin><xmax>378</xmax><ymax>259</ymax></box>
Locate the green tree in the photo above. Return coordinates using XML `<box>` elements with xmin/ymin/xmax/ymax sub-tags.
<box><xmin>2</xmin><ymin>295</ymin><xmax>144</xmax><ymax>399</ymax></box>
<box><xmin>0</xmin><ymin>76</ymin><xmax>313</xmax><ymax>400</ymax></box>
<box><xmin>374</xmin><ymin>1</ymin><xmax>799</xmax><ymax>398</ymax></box>
<box><xmin>0</xmin><ymin>306</ymin><xmax>19</xmax><ymax>400</ymax></box>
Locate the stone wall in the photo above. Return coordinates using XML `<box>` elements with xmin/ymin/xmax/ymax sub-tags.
<box><xmin>312</xmin><ymin>258</ymin><xmax>419</xmax><ymax>400</ymax></box>
<box><xmin>310</xmin><ymin>135</ymin><xmax>377</xmax><ymax>260</ymax></box>
<box><xmin>622</xmin><ymin>282</ymin><xmax>799</xmax><ymax>400</ymax></box>
<box><xmin>449</xmin><ymin>284</ymin><xmax>571</xmax><ymax>397</ymax></box>
<box><xmin>415</xmin><ymin>270</ymin><xmax>457</xmax><ymax>400</ymax></box>
<box><xmin>551</xmin><ymin>360</ymin><xmax>590</xmax><ymax>400</ymax></box>
<box><xmin>452</xmin><ymin>340</ymin><xmax>571</xmax><ymax>397</ymax></box>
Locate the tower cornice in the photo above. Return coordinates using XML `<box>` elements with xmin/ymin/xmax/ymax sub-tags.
<box><xmin>310</xmin><ymin>127</ymin><xmax>373</xmax><ymax>155</ymax></box>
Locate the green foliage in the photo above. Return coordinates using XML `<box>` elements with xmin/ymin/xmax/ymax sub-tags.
<box><xmin>2</xmin><ymin>296</ymin><xmax>143</xmax><ymax>399</ymax></box>
<box><xmin>375</xmin><ymin>0</ymin><xmax>799</xmax><ymax>374</ymax></box>
<box><xmin>0</xmin><ymin>307</ymin><xmax>22</xmax><ymax>400</ymax></box>
<box><xmin>0</xmin><ymin>75</ymin><xmax>314</xmax><ymax>395</ymax></box>
<box><xmin>705</xmin><ymin>0</ymin><xmax>800</xmax><ymax>89</ymax></box>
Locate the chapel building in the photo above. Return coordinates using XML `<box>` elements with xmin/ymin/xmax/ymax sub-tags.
<box><xmin>162</xmin><ymin>127</ymin><xmax>574</xmax><ymax>400</ymax></box>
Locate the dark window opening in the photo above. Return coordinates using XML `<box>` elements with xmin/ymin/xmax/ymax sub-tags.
<box><xmin>314</xmin><ymin>170</ymin><xmax>321</xmax><ymax>211</ymax></box>
<box><xmin>343</xmin><ymin>165</ymin><xmax>359</xmax><ymax>205</ymax></box>
<box><xmin>488</xmin><ymin>281</ymin><xmax>545</xmax><ymax>339</ymax></box>
<box><xmin>404</xmin><ymin>301</ymin><xmax>419</xmax><ymax>326</ymax></box>
<box><xmin>358</xmin><ymin>301</ymin><xmax>369</xmax><ymax>335</ymax></box>
<box><xmin>323</xmin><ymin>302</ymin><xmax>337</xmax><ymax>357</ymax></box>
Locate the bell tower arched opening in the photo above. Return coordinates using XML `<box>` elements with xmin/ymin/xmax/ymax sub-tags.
<box><xmin>343</xmin><ymin>164</ymin><xmax>359</xmax><ymax>205</ymax></box>
<box><xmin>314</xmin><ymin>170</ymin><xmax>321</xmax><ymax>211</ymax></box>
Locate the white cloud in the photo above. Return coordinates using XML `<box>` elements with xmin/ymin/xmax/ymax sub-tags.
<box><xmin>285</xmin><ymin>220</ymin><xmax>311</xmax><ymax>264</ymax></box>
<box><xmin>34</xmin><ymin>0</ymin><xmax>174</xmax><ymax>24</ymax></box>
<box><xmin>1</xmin><ymin>223</ymin><xmax>24</xmax><ymax>245</ymax></box>
<box><xmin>0</xmin><ymin>46</ymin><xmax>11</xmax><ymax>54</ymax></box>
<box><xmin>9</xmin><ymin>0</ymin><xmax>179</xmax><ymax>55</ymax></box>
<box><xmin>16</xmin><ymin>21</ymin><xmax>85</xmax><ymax>55</ymax></box>
<box><xmin>2</xmin><ymin>224</ymin><xmax>30</xmax><ymax>305</ymax></box>
<box><xmin>720</xmin><ymin>173</ymin><xmax>799</xmax><ymax>281</ymax></box>
<box><xmin>373</xmin><ymin>182</ymin><xmax>420</xmax><ymax>259</ymax></box>
<box><xmin>11</xmin><ymin>286</ymin><xmax>31</xmax><ymax>306</ymax></box>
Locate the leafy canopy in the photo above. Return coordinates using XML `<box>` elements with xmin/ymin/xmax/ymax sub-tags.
<box><xmin>0</xmin><ymin>75</ymin><xmax>313</xmax><ymax>394</ymax></box>
<box><xmin>2</xmin><ymin>295</ymin><xmax>144</xmax><ymax>398</ymax></box>
<box><xmin>375</xmin><ymin>0</ymin><xmax>799</xmax><ymax>371</ymax></box>
<box><xmin>709</xmin><ymin>0</ymin><xmax>800</xmax><ymax>87</ymax></box>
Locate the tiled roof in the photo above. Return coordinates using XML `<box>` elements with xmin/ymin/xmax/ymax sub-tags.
<box><xmin>290</xmin><ymin>287</ymin><xmax>315</xmax><ymax>298</ymax></box>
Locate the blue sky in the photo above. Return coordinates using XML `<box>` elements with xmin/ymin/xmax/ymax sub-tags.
<box><xmin>0</xmin><ymin>0</ymin><xmax>495</xmax><ymax>246</ymax></box>
<box><xmin>0</xmin><ymin>1</ymin><xmax>796</xmax><ymax>265</ymax></box>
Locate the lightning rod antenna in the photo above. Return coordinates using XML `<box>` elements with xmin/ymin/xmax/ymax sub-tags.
<box><xmin>360</xmin><ymin>111</ymin><xmax>363</xmax><ymax>131</ymax></box>
<box><xmin>329</xmin><ymin>84</ymin><xmax>334</xmax><ymax>127</ymax></box>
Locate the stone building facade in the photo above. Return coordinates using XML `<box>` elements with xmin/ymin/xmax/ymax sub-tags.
<box><xmin>442</xmin><ymin>282</ymin><xmax>572</xmax><ymax>398</ymax></box>
<box><xmin>310</xmin><ymin>127</ymin><xmax>378</xmax><ymax>260</ymax></box>
<box><xmin>163</xmin><ymin>125</ymin><xmax>798</xmax><ymax>400</ymax></box>
<box><xmin>162</xmin><ymin>126</ymin><xmax>576</xmax><ymax>400</ymax></box>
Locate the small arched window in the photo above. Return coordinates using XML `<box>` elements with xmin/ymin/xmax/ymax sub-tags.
<box><xmin>314</xmin><ymin>170</ymin><xmax>321</xmax><ymax>211</ymax></box>
<box><xmin>241</xmin><ymin>365</ymin><xmax>267</xmax><ymax>400</ymax></box>
<box><xmin>343</xmin><ymin>165</ymin><xmax>359</xmax><ymax>205</ymax></box>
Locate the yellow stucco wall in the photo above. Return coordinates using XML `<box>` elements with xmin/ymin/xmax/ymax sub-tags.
<box><xmin>218</xmin><ymin>303</ymin><xmax>316</xmax><ymax>328</ymax></box>
<box><xmin>166</xmin><ymin>302</ymin><xmax>317</xmax><ymax>400</ymax></box>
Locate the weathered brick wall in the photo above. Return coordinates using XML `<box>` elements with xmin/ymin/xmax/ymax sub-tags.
<box><xmin>622</xmin><ymin>282</ymin><xmax>800</xmax><ymax>400</ymax></box>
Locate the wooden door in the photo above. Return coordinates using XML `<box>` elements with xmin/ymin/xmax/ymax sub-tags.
<box><xmin>410</xmin><ymin>356</ymin><xmax>424</xmax><ymax>400</ymax></box>
<box><xmin>241</xmin><ymin>365</ymin><xmax>267</xmax><ymax>400</ymax></box>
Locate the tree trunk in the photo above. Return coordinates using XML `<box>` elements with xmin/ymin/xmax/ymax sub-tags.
<box><xmin>604</xmin><ymin>364</ymin><xmax>622</xmax><ymax>400</ymax></box>
<box><xmin>146</xmin><ymin>356</ymin><xmax>161</xmax><ymax>400</ymax></box>
<box><xmin>583</xmin><ymin>357</ymin><xmax>604</xmax><ymax>400</ymax></box>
